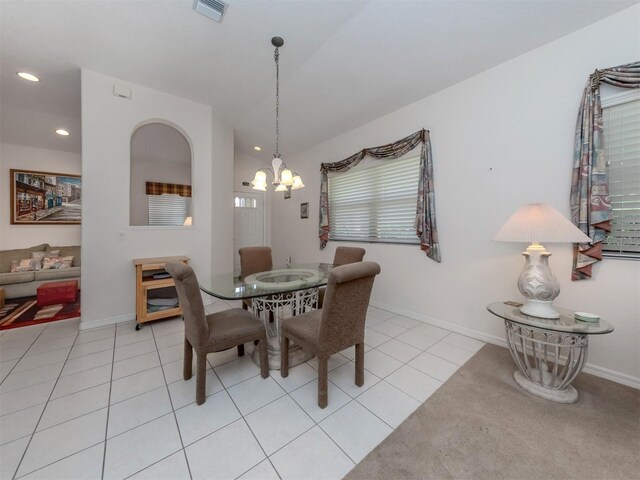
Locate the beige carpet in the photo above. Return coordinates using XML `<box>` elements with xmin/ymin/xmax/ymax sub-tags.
<box><xmin>346</xmin><ymin>344</ymin><xmax>640</xmax><ymax>480</ymax></box>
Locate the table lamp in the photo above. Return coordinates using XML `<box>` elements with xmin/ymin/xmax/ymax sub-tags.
<box><xmin>493</xmin><ymin>203</ymin><xmax>591</xmax><ymax>319</ymax></box>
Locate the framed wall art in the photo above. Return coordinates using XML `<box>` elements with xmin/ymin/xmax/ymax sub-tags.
<box><xmin>300</xmin><ymin>202</ymin><xmax>309</xmax><ymax>219</ymax></box>
<box><xmin>10</xmin><ymin>169</ymin><xmax>82</xmax><ymax>224</ymax></box>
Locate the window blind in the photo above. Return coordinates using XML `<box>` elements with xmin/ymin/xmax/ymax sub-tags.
<box><xmin>329</xmin><ymin>156</ymin><xmax>420</xmax><ymax>244</ymax></box>
<box><xmin>148</xmin><ymin>194</ymin><xmax>190</xmax><ymax>226</ymax></box>
<box><xmin>603</xmin><ymin>97</ymin><xmax>640</xmax><ymax>256</ymax></box>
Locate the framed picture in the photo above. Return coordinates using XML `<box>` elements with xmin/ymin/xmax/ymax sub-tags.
<box><xmin>284</xmin><ymin>188</ymin><xmax>291</xmax><ymax>199</ymax></box>
<box><xmin>10</xmin><ymin>169</ymin><xmax>82</xmax><ymax>224</ymax></box>
<box><xmin>300</xmin><ymin>202</ymin><xmax>309</xmax><ymax>219</ymax></box>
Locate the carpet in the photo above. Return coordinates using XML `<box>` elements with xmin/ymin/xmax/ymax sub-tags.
<box><xmin>0</xmin><ymin>293</ymin><xmax>81</xmax><ymax>331</ymax></box>
<box><xmin>346</xmin><ymin>344</ymin><xmax>640</xmax><ymax>480</ymax></box>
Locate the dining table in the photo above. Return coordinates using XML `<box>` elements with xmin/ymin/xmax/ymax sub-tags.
<box><xmin>198</xmin><ymin>263</ymin><xmax>333</xmax><ymax>369</ymax></box>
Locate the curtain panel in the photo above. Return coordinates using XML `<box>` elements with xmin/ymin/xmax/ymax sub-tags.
<box><xmin>319</xmin><ymin>129</ymin><xmax>441</xmax><ymax>262</ymax></box>
<box><xmin>145</xmin><ymin>182</ymin><xmax>192</xmax><ymax>197</ymax></box>
<box><xmin>570</xmin><ymin>61</ymin><xmax>640</xmax><ymax>280</ymax></box>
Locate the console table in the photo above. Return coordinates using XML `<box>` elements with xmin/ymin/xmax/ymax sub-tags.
<box><xmin>487</xmin><ymin>302</ymin><xmax>613</xmax><ymax>403</ymax></box>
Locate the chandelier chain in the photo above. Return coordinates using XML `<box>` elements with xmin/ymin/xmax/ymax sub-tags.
<box><xmin>274</xmin><ymin>46</ymin><xmax>280</xmax><ymax>158</ymax></box>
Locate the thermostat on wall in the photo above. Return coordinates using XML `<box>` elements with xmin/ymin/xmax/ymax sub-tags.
<box><xmin>113</xmin><ymin>85</ymin><xmax>132</xmax><ymax>100</ymax></box>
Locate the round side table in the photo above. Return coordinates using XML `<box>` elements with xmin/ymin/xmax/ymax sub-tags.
<box><xmin>487</xmin><ymin>302</ymin><xmax>613</xmax><ymax>403</ymax></box>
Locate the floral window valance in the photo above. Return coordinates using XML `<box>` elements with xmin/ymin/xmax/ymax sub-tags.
<box><xmin>570</xmin><ymin>61</ymin><xmax>640</xmax><ymax>280</ymax></box>
<box><xmin>319</xmin><ymin>129</ymin><xmax>440</xmax><ymax>262</ymax></box>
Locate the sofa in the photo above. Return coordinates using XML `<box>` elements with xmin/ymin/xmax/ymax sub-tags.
<box><xmin>0</xmin><ymin>244</ymin><xmax>81</xmax><ymax>299</ymax></box>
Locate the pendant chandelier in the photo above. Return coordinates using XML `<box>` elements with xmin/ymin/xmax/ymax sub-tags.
<box><xmin>251</xmin><ymin>36</ymin><xmax>304</xmax><ymax>192</ymax></box>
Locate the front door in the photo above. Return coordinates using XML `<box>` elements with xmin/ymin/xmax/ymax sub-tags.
<box><xmin>233</xmin><ymin>192</ymin><xmax>265</xmax><ymax>271</ymax></box>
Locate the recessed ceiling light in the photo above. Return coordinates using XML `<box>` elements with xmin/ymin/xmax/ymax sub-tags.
<box><xmin>254</xmin><ymin>146</ymin><xmax>262</xmax><ymax>152</ymax></box>
<box><xmin>17</xmin><ymin>72</ymin><xmax>39</xmax><ymax>82</ymax></box>
<box><xmin>56</xmin><ymin>129</ymin><xmax>70</xmax><ymax>136</ymax></box>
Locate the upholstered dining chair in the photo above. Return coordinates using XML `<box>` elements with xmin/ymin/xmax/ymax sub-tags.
<box><xmin>166</xmin><ymin>262</ymin><xmax>269</xmax><ymax>405</ymax></box>
<box><xmin>281</xmin><ymin>261</ymin><xmax>380</xmax><ymax>408</ymax></box>
<box><xmin>317</xmin><ymin>246</ymin><xmax>366</xmax><ymax>308</ymax></box>
<box><xmin>239</xmin><ymin>246</ymin><xmax>273</xmax><ymax>310</ymax></box>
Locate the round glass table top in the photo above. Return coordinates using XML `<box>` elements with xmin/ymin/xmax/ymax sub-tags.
<box><xmin>243</xmin><ymin>269</ymin><xmax>322</xmax><ymax>289</ymax></box>
<box><xmin>486</xmin><ymin>302</ymin><xmax>614</xmax><ymax>334</ymax></box>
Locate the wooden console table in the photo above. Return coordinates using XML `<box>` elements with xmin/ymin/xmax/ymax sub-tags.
<box><xmin>133</xmin><ymin>256</ymin><xmax>190</xmax><ymax>330</ymax></box>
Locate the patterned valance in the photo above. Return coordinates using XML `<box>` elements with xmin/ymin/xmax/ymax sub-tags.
<box><xmin>570</xmin><ymin>61</ymin><xmax>640</xmax><ymax>280</ymax></box>
<box><xmin>145</xmin><ymin>182</ymin><xmax>192</xmax><ymax>197</ymax></box>
<box><xmin>319</xmin><ymin>129</ymin><xmax>440</xmax><ymax>262</ymax></box>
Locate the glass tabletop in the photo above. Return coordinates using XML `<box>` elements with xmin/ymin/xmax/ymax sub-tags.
<box><xmin>486</xmin><ymin>302</ymin><xmax>614</xmax><ymax>334</ymax></box>
<box><xmin>199</xmin><ymin>263</ymin><xmax>333</xmax><ymax>300</ymax></box>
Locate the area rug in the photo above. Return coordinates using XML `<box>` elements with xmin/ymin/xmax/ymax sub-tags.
<box><xmin>346</xmin><ymin>344</ymin><xmax>640</xmax><ymax>480</ymax></box>
<box><xmin>0</xmin><ymin>293</ymin><xmax>81</xmax><ymax>331</ymax></box>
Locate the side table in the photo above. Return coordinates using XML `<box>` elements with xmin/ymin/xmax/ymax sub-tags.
<box><xmin>487</xmin><ymin>302</ymin><xmax>613</xmax><ymax>403</ymax></box>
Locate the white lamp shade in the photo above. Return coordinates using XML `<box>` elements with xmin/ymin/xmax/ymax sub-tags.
<box><xmin>275</xmin><ymin>184</ymin><xmax>288</xmax><ymax>192</ymax></box>
<box><xmin>494</xmin><ymin>203</ymin><xmax>591</xmax><ymax>243</ymax></box>
<box><xmin>291</xmin><ymin>175</ymin><xmax>305</xmax><ymax>190</ymax></box>
<box><xmin>183</xmin><ymin>216</ymin><xmax>193</xmax><ymax>226</ymax></box>
<box><xmin>280</xmin><ymin>168</ymin><xmax>293</xmax><ymax>186</ymax></box>
<box><xmin>252</xmin><ymin>182</ymin><xmax>267</xmax><ymax>191</ymax></box>
<box><xmin>251</xmin><ymin>170</ymin><xmax>267</xmax><ymax>186</ymax></box>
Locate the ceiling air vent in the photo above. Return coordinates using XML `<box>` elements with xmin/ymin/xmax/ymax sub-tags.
<box><xmin>194</xmin><ymin>0</ymin><xmax>228</xmax><ymax>23</ymax></box>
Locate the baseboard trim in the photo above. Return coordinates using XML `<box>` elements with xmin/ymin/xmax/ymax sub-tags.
<box><xmin>369</xmin><ymin>300</ymin><xmax>640</xmax><ymax>390</ymax></box>
<box><xmin>79</xmin><ymin>313</ymin><xmax>135</xmax><ymax>331</ymax></box>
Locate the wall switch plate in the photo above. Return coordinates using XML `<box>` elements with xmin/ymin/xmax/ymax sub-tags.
<box><xmin>118</xmin><ymin>232</ymin><xmax>125</xmax><ymax>241</ymax></box>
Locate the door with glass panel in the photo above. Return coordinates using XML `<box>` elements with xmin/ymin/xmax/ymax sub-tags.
<box><xmin>233</xmin><ymin>192</ymin><xmax>265</xmax><ymax>271</ymax></box>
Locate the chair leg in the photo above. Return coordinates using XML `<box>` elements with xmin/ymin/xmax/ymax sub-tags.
<box><xmin>318</xmin><ymin>356</ymin><xmax>328</xmax><ymax>409</ymax></box>
<box><xmin>355</xmin><ymin>343</ymin><xmax>364</xmax><ymax>387</ymax></box>
<box><xmin>281</xmin><ymin>336</ymin><xmax>290</xmax><ymax>377</ymax></box>
<box><xmin>196</xmin><ymin>354</ymin><xmax>207</xmax><ymax>405</ymax></box>
<box><xmin>237</xmin><ymin>344</ymin><xmax>245</xmax><ymax>357</ymax></box>
<box><xmin>183</xmin><ymin>338</ymin><xmax>193</xmax><ymax>381</ymax></box>
<box><xmin>259</xmin><ymin>336</ymin><xmax>269</xmax><ymax>378</ymax></box>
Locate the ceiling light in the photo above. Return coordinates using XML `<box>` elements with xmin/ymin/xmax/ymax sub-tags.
<box><xmin>254</xmin><ymin>146</ymin><xmax>262</xmax><ymax>152</ymax></box>
<box><xmin>251</xmin><ymin>37</ymin><xmax>305</xmax><ymax>194</ymax></box>
<box><xmin>56</xmin><ymin>129</ymin><xmax>70</xmax><ymax>136</ymax></box>
<box><xmin>17</xmin><ymin>72</ymin><xmax>39</xmax><ymax>82</ymax></box>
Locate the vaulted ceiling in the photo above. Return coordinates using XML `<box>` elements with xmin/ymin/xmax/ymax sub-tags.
<box><xmin>1</xmin><ymin>0</ymin><xmax>636</xmax><ymax>157</ymax></box>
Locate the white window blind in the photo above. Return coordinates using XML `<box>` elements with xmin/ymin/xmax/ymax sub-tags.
<box><xmin>148</xmin><ymin>194</ymin><xmax>190</xmax><ymax>226</ymax></box>
<box><xmin>603</xmin><ymin>96</ymin><xmax>640</xmax><ymax>257</ymax></box>
<box><xmin>329</xmin><ymin>156</ymin><xmax>420</xmax><ymax>244</ymax></box>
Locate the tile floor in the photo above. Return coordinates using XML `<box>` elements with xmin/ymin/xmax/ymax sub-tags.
<box><xmin>0</xmin><ymin>302</ymin><xmax>485</xmax><ymax>480</ymax></box>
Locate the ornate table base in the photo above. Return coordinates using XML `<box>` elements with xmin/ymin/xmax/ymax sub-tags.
<box><xmin>504</xmin><ymin>320</ymin><xmax>588</xmax><ymax>404</ymax></box>
<box><xmin>249</xmin><ymin>288</ymin><xmax>318</xmax><ymax>370</ymax></box>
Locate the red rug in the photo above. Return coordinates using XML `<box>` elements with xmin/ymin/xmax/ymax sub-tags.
<box><xmin>0</xmin><ymin>293</ymin><xmax>81</xmax><ymax>330</ymax></box>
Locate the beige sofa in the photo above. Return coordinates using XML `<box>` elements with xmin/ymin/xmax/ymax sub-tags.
<box><xmin>0</xmin><ymin>244</ymin><xmax>81</xmax><ymax>299</ymax></box>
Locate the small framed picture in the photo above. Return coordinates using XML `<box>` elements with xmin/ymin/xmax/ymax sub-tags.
<box><xmin>284</xmin><ymin>188</ymin><xmax>291</xmax><ymax>199</ymax></box>
<box><xmin>300</xmin><ymin>202</ymin><xmax>309</xmax><ymax>219</ymax></box>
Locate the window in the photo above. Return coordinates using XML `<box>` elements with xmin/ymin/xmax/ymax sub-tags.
<box><xmin>148</xmin><ymin>194</ymin><xmax>190</xmax><ymax>226</ymax></box>
<box><xmin>234</xmin><ymin>196</ymin><xmax>257</xmax><ymax>208</ymax></box>
<box><xmin>329</xmin><ymin>156</ymin><xmax>420</xmax><ymax>244</ymax></box>
<box><xmin>602</xmin><ymin>92</ymin><xmax>640</xmax><ymax>258</ymax></box>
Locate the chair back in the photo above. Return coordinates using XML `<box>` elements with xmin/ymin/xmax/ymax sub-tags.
<box><xmin>165</xmin><ymin>262</ymin><xmax>208</xmax><ymax>347</ymax></box>
<box><xmin>319</xmin><ymin>261</ymin><xmax>380</xmax><ymax>353</ymax></box>
<box><xmin>333</xmin><ymin>246</ymin><xmax>365</xmax><ymax>266</ymax></box>
<box><xmin>239</xmin><ymin>246</ymin><xmax>273</xmax><ymax>277</ymax></box>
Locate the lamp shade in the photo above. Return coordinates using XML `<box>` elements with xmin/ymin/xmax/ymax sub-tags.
<box><xmin>493</xmin><ymin>203</ymin><xmax>591</xmax><ymax>244</ymax></box>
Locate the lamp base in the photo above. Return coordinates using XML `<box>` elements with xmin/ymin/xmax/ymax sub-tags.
<box><xmin>520</xmin><ymin>299</ymin><xmax>560</xmax><ymax>319</ymax></box>
<box><xmin>517</xmin><ymin>243</ymin><xmax>561</xmax><ymax>320</ymax></box>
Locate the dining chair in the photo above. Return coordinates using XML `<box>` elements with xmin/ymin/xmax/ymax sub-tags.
<box><xmin>239</xmin><ymin>246</ymin><xmax>272</xmax><ymax>308</ymax></box>
<box><xmin>317</xmin><ymin>246</ymin><xmax>366</xmax><ymax>308</ymax></box>
<box><xmin>166</xmin><ymin>262</ymin><xmax>269</xmax><ymax>405</ymax></box>
<box><xmin>280</xmin><ymin>261</ymin><xmax>380</xmax><ymax>408</ymax></box>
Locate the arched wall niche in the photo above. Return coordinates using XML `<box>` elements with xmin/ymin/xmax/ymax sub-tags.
<box><xmin>129</xmin><ymin>119</ymin><xmax>193</xmax><ymax>226</ymax></box>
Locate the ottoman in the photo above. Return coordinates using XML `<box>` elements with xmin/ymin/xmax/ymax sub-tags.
<box><xmin>37</xmin><ymin>280</ymin><xmax>78</xmax><ymax>307</ymax></box>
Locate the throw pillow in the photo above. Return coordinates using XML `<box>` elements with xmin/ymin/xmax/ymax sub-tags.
<box><xmin>45</xmin><ymin>250</ymin><xmax>60</xmax><ymax>258</ymax></box>
<box><xmin>30</xmin><ymin>251</ymin><xmax>46</xmax><ymax>270</ymax></box>
<box><xmin>10</xmin><ymin>258</ymin><xmax>37</xmax><ymax>272</ymax></box>
<box><xmin>42</xmin><ymin>256</ymin><xmax>74</xmax><ymax>270</ymax></box>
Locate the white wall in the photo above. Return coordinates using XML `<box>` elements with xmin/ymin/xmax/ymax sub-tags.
<box><xmin>0</xmin><ymin>142</ymin><xmax>82</xmax><ymax>250</ymax></box>
<box><xmin>270</xmin><ymin>6</ymin><xmax>640</xmax><ymax>386</ymax></box>
<box><xmin>81</xmin><ymin>70</ymin><xmax>232</xmax><ymax>328</ymax></box>
<box><xmin>211</xmin><ymin>113</ymin><xmax>234</xmax><ymax>275</ymax></box>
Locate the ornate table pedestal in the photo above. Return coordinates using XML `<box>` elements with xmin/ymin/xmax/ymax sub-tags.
<box><xmin>487</xmin><ymin>302</ymin><xmax>613</xmax><ymax>404</ymax></box>
<box><xmin>250</xmin><ymin>288</ymin><xmax>318</xmax><ymax>370</ymax></box>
